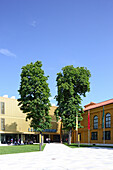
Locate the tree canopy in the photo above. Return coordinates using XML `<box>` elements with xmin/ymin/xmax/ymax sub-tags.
<box><xmin>18</xmin><ymin>61</ymin><xmax>51</xmax><ymax>133</ymax></box>
<box><xmin>55</xmin><ymin>65</ymin><xmax>91</xmax><ymax>143</ymax></box>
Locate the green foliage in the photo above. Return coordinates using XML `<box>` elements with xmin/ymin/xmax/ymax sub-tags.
<box><xmin>55</xmin><ymin>65</ymin><xmax>91</xmax><ymax>130</ymax></box>
<box><xmin>18</xmin><ymin>61</ymin><xmax>51</xmax><ymax>132</ymax></box>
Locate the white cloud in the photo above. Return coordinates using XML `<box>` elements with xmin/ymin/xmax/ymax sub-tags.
<box><xmin>31</xmin><ymin>20</ymin><xmax>37</xmax><ymax>27</ymax></box>
<box><xmin>49</xmin><ymin>96</ymin><xmax>57</xmax><ymax>106</ymax></box>
<box><xmin>55</xmin><ymin>87</ymin><xmax>57</xmax><ymax>94</ymax></box>
<box><xmin>3</xmin><ymin>95</ymin><xmax>8</xmax><ymax>98</ymax></box>
<box><xmin>0</xmin><ymin>49</ymin><xmax>16</xmax><ymax>58</ymax></box>
<box><xmin>49</xmin><ymin>97</ymin><xmax>54</xmax><ymax>100</ymax></box>
<box><xmin>51</xmin><ymin>103</ymin><xmax>56</xmax><ymax>106</ymax></box>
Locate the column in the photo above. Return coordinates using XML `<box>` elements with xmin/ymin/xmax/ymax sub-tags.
<box><xmin>88</xmin><ymin>110</ymin><xmax>90</xmax><ymax>144</ymax></box>
<box><xmin>0</xmin><ymin>134</ymin><xmax>1</xmax><ymax>144</ymax></box>
<box><xmin>17</xmin><ymin>134</ymin><xmax>19</xmax><ymax>141</ymax></box>
<box><xmin>21</xmin><ymin>134</ymin><xmax>24</xmax><ymax>144</ymax></box>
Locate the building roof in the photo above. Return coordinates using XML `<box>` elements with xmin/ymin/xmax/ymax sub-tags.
<box><xmin>84</xmin><ymin>99</ymin><xmax>113</xmax><ymax>111</ymax></box>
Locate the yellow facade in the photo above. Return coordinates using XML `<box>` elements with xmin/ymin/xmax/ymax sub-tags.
<box><xmin>1</xmin><ymin>96</ymin><xmax>113</xmax><ymax>145</ymax></box>
<box><xmin>72</xmin><ymin>99</ymin><xmax>113</xmax><ymax>144</ymax></box>
<box><xmin>0</xmin><ymin>96</ymin><xmax>61</xmax><ymax>144</ymax></box>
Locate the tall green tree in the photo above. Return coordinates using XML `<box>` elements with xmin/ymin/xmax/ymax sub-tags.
<box><xmin>55</xmin><ymin>65</ymin><xmax>91</xmax><ymax>144</ymax></box>
<box><xmin>18</xmin><ymin>61</ymin><xmax>51</xmax><ymax>150</ymax></box>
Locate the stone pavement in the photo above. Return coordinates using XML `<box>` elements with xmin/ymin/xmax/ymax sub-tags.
<box><xmin>0</xmin><ymin>143</ymin><xmax>113</xmax><ymax>170</ymax></box>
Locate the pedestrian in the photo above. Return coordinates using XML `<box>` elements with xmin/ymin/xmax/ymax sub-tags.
<box><xmin>11</xmin><ymin>138</ymin><xmax>13</xmax><ymax>144</ymax></box>
<box><xmin>14</xmin><ymin>138</ymin><xmax>17</xmax><ymax>145</ymax></box>
<box><xmin>8</xmin><ymin>138</ymin><xmax>10</xmax><ymax>145</ymax></box>
<box><xmin>18</xmin><ymin>138</ymin><xmax>20</xmax><ymax>145</ymax></box>
<box><xmin>46</xmin><ymin>138</ymin><xmax>48</xmax><ymax>143</ymax></box>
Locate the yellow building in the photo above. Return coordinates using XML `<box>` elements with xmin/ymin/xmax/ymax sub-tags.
<box><xmin>2</xmin><ymin>96</ymin><xmax>113</xmax><ymax>145</ymax></box>
<box><xmin>0</xmin><ymin>96</ymin><xmax>61</xmax><ymax>144</ymax></box>
<box><xmin>72</xmin><ymin>99</ymin><xmax>113</xmax><ymax>144</ymax></box>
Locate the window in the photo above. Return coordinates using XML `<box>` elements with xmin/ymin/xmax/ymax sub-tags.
<box><xmin>103</xmin><ymin>131</ymin><xmax>111</xmax><ymax>140</ymax></box>
<box><xmin>1</xmin><ymin>102</ymin><xmax>5</xmax><ymax>114</ymax></box>
<box><xmin>93</xmin><ymin>116</ymin><xmax>98</xmax><ymax>129</ymax></box>
<box><xmin>105</xmin><ymin>113</ymin><xmax>111</xmax><ymax>128</ymax></box>
<box><xmin>1</xmin><ymin>118</ymin><xmax>5</xmax><ymax>130</ymax></box>
<box><xmin>91</xmin><ymin>132</ymin><xmax>98</xmax><ymax>140</ymax></box>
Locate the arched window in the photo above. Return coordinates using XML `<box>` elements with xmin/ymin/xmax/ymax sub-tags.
<box><xmin>94</xmin><ymin>115</ymin><xmax>98</xmax><ymax>129</ymax></box>
<box><xmin>105</xmin><ymin>113</ymin><xmax>111</xmax><ymax>128</ymax></box>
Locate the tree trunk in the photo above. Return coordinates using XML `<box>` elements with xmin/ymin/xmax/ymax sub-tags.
<box><xmin>60</xmin><ymin>122</ymin><xmax>62</xmax><ymax>144</ymax></box>
<box><xmin>39</xmin><ymin>132</ymin><xmax>42</xmax><ymax>151</ymax></box>
<box><xmin>40</xmin><ymin>143</ymin><xmax>41</xmax><ymax>151</ymax></box>
<box><xmin>68</xmin><ymin>129</ymin><xmax>72</xmax><ymax>145</ymax></box>
<box><xmin>41</xmin><ymin>133</ymin><xmax>43</xmax><ymax>145</ymax></box>
<box><xmin>76</xmin><ymin>130</ymin><xmax>78</xmax><ymax>144</ymax></box>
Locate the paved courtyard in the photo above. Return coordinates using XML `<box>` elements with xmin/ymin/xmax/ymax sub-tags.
<box><xmin>0</xmin><ymin>143</ymin><xmax>113</xmax><ymax>170</ymax></box>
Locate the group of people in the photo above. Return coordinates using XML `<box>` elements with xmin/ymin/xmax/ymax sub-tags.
<box><xmin>10</xmin><ymin>138</ymin><xmax>21</xmax><ymax>145</ymax></box>
<box><xmin>46</xmin><ymin>138</ymin><xmax>51</xmax><ymax>144</ymax></box>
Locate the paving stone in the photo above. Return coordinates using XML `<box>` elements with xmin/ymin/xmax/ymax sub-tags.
<box><xmin>0</xmin><ymin>143</ymin><xmax>113</xmax><ymax>169</ymax></box>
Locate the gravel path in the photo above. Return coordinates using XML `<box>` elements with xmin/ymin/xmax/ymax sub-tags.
<box><xmin>0</xmin><ymin>143</ymin><xmax>113</xmax><ymax>170</ymax></box>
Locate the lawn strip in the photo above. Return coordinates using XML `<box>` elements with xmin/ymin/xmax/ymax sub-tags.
<box><xmin>64</xmin><ymin>143</ymin><xmax>113</xmax><ymax>148</ymax></box>
<box><xmin>0</xmin><ymin>144</ymin><xmax>46</xmax><ymax>155</ymax></box>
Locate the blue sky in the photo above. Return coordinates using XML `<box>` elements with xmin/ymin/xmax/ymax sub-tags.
<box><xmin>0</xmin><ymin>0</ymin><xmax>113</xmax><ymax>107</ymax></box>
